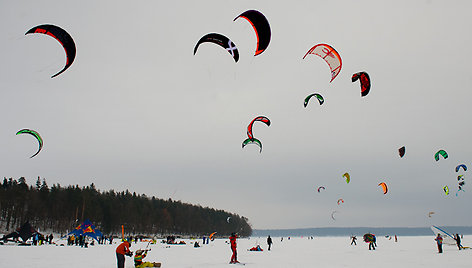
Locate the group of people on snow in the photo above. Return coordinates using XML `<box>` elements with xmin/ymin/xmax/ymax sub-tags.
<box><xmin>435</xmin><ymin>233</ymin><xmax>464</xmax><ymax>253</ymax></box>
<box><xmin>116</xmin><ymin>240</ymin><xmax>161</xmax><ymax>268</ymax></box>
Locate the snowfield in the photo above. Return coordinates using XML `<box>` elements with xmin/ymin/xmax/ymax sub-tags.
<box><xmin>1</xmin><ymin>235</ymin><xmax>471</xmax><ymax>267</ymax></box>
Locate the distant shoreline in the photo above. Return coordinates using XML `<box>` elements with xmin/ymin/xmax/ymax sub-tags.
<box><xmin>252</xmin><ymin>226</ymin><xmax>472</xmax><ymax>237</ymax></box>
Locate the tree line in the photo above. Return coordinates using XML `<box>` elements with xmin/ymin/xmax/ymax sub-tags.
<box><xmin>0</xmin><ymin>177</ymin><xmax>252</xmax><ymax>237</ymax></box>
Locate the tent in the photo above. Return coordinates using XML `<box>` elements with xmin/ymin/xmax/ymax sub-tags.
<box><xmin>67</xmin><ymin>219</ymin><xmax>103</xmax><ymax>241</ymax></box>
<box><xmin>2</xmin><ymin>221</ymin><xmax>38</xmax><ymax>242</ymax></box>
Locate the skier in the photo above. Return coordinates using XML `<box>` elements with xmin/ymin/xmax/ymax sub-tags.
<box><xmin>267</xmin><ymin>235</ymin><xmax>273</xmax><ymax>251</ymax></box>
<box><xmin>116</xmin><ymin>240</ymin><xmax>132</xmax><ymax>268</ymax></box>
<box><xmin>435</xmin><ymin>233</ymin><xmax>443</xmax><ymax>253</ymax></box>
<box><xmin>229</xmin><ymin>233</ymin><xmax>239</xmax><ymax>264</ymax></box>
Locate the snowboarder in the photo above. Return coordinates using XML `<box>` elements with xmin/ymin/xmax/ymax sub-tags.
<box><xmin>435</xmin><ymin>233</ymin><xmax>443</xmax><ymax>253</ymax></box>
<box><xmin>134</xmin><ymin>249</ymin><xmax>161</xmax><ymax>267</ymax></box>
<box><xmin>116</xmin><ymin>240</ymin><xmax>132</xmax><ymax>268</ymax></box>
<box><xmin>229</xmin><ymin>233</ymin><xmax>239</xmax><ymax>264</ymax></box>
<box><xmin>267</xmin><ymin>235</ymin><xmax>273</xmax><ymax>251</ymax></box>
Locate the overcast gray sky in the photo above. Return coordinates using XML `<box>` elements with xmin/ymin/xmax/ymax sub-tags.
<box><xmin>1</xmin><ymin>0</ymin><xmax>471</xmax><ymax>229</ymax></box>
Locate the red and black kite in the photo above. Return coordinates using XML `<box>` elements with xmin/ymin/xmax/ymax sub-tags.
<box><xmin>26</xmin><ymin>24</ymin><xmax>76</xmax><ymax>78</ymax></box>
<box><xmin>234</xmin><ymin>10</ymin><xmax>271</xmax><ymax>56</ymax></box>
<box><xmin>352</xmin><ymin>72</ymin><xmax>371</xmax><ymax>97</ymax></box>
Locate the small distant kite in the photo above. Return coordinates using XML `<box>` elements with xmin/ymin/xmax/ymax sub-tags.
<box><xmin>304</xmin><ymin>93</ymin><xmax>324</xmax><ymax>107</ymax></box>
<box><xmin>317</xmin><ymin>186</ymin><xmax>325</xmax><ymax>193</ymax></box>
<box><xmin>247</xmin><ymin>116</ymin><xmax>270</xmax><ymax>140</ymax></box>
<box><xmin>303</xmin><ymin>44</ymin><xmax>342</xmax><ymax>82</ymax></box>
<box><xmin>337</xmin><ymin>198</ymin><xmax>344</xmax><ymax>205</ymax></box>
<box><xmin>343</xmin><ymin>173</ymin><xmax>350</xmax><ymax>184</ymax></box>
<box><xmin>457</xmin><ymin>175</ymin><xmax>465</xmax><ymax>193</ymax></box>
<box><xmin>242</xmin><ymin>138</ymin><xmax>262</xmax><ymax>153</ymax></box>
<box><xmin>227</xmin><ymin>217</ymin><xmax>231</xmax><ymax>223</ymax></box>
<box><xmin>428</xmin><ymin>212</ymin><xmax>435</xmax><ymax>218</ymax></box>
<box><xmin>456</xmin><ymin>164</ymin><xmax>467</xmax><ymax>172</ymax></box>
<box><xmin>434</xmin><ymin>150</ymin><xmax>448</xmax><ymax>161</ymax></box>
<box><xmin>209</xmin><ymin>232</ymin><xmax>217</xmax><ymax>241</ymax></box>
<box><xmin>26</xmin><ymin>24</ymin><xmax>76</xmax><ymax>78</ymax></box>
<box><xmin>16</xmin><ymin>129</ymin><xmax>43</xmax><ymax>158</ymax></box>
<box><xmin>331</xmin><ymin>210</ymin><xmax>338</xmax><ymax>221</ymax></box>
<box><xmin>233</xmin><ymin>10</ymin><xmax>271</xmax><ymax>56</ymax></box>
<box><xmin>398</xmin><ymin>146</ymin><xmax>405</xmax><ymax>158</ymax></box>
<box><xmin>351</xmin><ymin>72</ymin><xmax>371</xmax><ymax>97</ymax></box>
<box><xmin>378</xmin><ymin>182</ymin><xmax>388</xmax><ymax>194</ymax></box>
<box><xmin>443</xmin><ymin>185</ymin><xmax>449</xmax><ymax>195</ymax></box>
<box><xmin>194</xmin><ymin>33</ymin><xmax>239</xmax><ymax>62</ymax></box>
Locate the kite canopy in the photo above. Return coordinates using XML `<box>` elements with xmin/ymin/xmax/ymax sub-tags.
<box><xmin>363</xmin><ymin>233</ymin><xmax>375</xmax><ymax>243</ymax></box>
<box><xmin>378</xmin><ymin>182</ymin><xmax>388</xmax><ymax>194</ymax></box>
<box><xmin>331</xmin><ymin>210</ymin><xmax>338</xmax><ymax>220</ymax></box>
<box><xmin>317</xmin><ymin>186</ymin><xmax>325</xmax><ymax>193</ymax></box>
<box><xmin>304</xmin><ymin>93</ymin><xmax>324</xmax><ymax>107</ymax></box>
<box><xmin>26</xmin><ymin>24</ymin><xmax>76</xmax><ymax>78</ymax></box>
<box><xmin>16</xmin><ymin>129</ymin><xmax>43</xmax><ymax>158</ymax></box>
<box><xmin>456</xmin><ymin>164</ymin><xmax>467</xmax><ymax>172</ymax></box>
<box><xmin>242</xmin><ymin>138</ymin><xmax>262</xmax><ymax>153</ymax></box>
<box><xmin>247</xmin><ymin>116</ymin><xmax>271</xmax><ymax>140</ymax></box>
<box><xmin>234</xmin><ymin>10</ymin><xmax>271</xmax><ymax>56</ymax></box>
<box><xmin>194</xmin><ymin>33</ymin><xmax>239</xmax><ymax>62</ymax></box>
<box><xmin>209</xmin><ymin>232</ymin><xmax>217</xmax><ymax>241</ymax></box>
<box><xmin>428</xmin><ymin>212</ymin><xmax>435</xmax><ymax>218</ymax></box>
<box><xmin>2</xmin><ymin>221</ymin><xmax>37</xmax><ymax>242</ymax></box>
<box><xmin>352</xmin><ymin>72</ymin><xmax>371</xmax><ymax>97</ymax></box>
<box><xmin>337</xmin><ymin>198</ymin><xmax>344</xmax><ymax>205</ymax></box>
<box><xmin>303</xmin><ymin>44</ymin><xmax>342</xmax><ymax>82</ymax></box>
<box><xmin>67</xmin><ymin>219</ymin><xmax>103</xmax><ymax>241</ymax></box>
<box><xmin>443</xmin><ymin>185</ymin><xmax>449</xmax><ymax>195</ymax></box>
<box><xmin>431</xmin><ymin>226</ymin><xmax>456</xmax><ymax>246</ymax></box>
<box><xmin>398</xmin><ymin>146</ymin><xmax>406</xmax><ymax>158</ymax></box>
<box><xmin>434</xmin><ymin>150</ymin><xmax>448</xmax><ymax>161</ymax></box>
<box><xmin>343</xmin><ymin>173</ymin><xmax>350</xmax><ymax>184</ymax></box>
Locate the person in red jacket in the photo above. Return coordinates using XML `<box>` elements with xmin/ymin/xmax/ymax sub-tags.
<box><xmin>229</xmin><ymin>233</ymin><xmax>239</xmax><ymax>264</ymax></box>
<box><xmin>116</xmin><ymin>240</ymin><xmax>132</xmax><ymax>268</ymax></box>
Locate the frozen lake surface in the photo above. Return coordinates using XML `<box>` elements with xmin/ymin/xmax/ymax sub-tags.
<box><xmin>1</xmin><ymin>235</ymin><xmax>471</xmax><ymax>267</ymax></box>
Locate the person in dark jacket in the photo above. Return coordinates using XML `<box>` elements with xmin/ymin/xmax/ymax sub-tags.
<box><xmin>351</xmin><ymin>235</ymin><xmax>357</xmax><ymax>245</ymax></box>
<box><xmin>267</xmin><ymin>235</ymin><xmax>273</xmax><ymax>251</ymax></box>
<box><xmin>435</xmin><ymin>234</ymin><xmax>443</xmax><ymax>253</ymax></box>
<box><xmin>455</xmin><ymin>234</ymin><xmax>463</xmax><ymax>250</ymax></box>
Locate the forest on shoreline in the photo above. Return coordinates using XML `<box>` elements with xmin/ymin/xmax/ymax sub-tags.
<box><xmin>0</xmin><ymin>177</ymin><xmax>252</xmax><ymax>237</ymax></box>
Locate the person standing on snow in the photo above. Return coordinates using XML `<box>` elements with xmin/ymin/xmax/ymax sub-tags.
<box><xmin>116</xmin><ymin>240</ymin><xmax>132</xmax><ymax>268</ymax></box>
<box><xmin>350</xmin><ymin>235</ymin><xmax>357</xmax><ymax>245</ymax></box>
<box><xmin>455</xmin><ymin>233</ymin><xmax>463</xmax><ymax>250</ymax></box>
<box><xmin>435</xmin><ymin>233</ymin><xmax>443</xmax><ymax>253</ymax></box>
<box><xmin>267</xmin><ymin>235</ymin><xmax>273</xmax><ymax>251</ymax></box>
<box><xmin>229</xmin><ymin>233</ymin><xmax>239</xmax><ymax>264</ymax></box>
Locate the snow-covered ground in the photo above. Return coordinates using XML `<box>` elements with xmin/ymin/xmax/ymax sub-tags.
<box><xmin>1</xmin><ymin>236</ymin><xmax>471</xmax><ymax>267</ymax></box>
